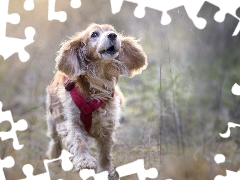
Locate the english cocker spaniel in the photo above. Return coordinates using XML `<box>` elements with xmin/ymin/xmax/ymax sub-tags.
<box><xmin>45</xmin><ymin>23</ymin><xmax>147</xmax><ymax>175</ymax></box>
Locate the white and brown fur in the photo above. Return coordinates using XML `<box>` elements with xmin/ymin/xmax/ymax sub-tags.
<box><xmin>45</xmin><ymin>23</ymin><xmax>147</xmax><ymax>173</ymax></box>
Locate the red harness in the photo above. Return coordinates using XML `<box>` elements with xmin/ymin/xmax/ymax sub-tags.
<box><xmin>64</xmin><ymin>78</ymin><xmax>113</xmax><ymax>132</ymax></box>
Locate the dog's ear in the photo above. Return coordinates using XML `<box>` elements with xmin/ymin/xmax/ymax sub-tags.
<box><xmin>118</xmin><ymin>36</ymin><xmax>147</xmax><ymax>77</ymax></box>
<box><xmin>55</xmin><ymin>33</ymin><xmax>87</xmax><ymax>78</ymax></box>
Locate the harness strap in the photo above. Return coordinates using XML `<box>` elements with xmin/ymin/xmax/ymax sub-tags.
<box><xmin>64</xmin><ymin>78</ymin><xmax>113</xmax><ymax>132</ymax></box>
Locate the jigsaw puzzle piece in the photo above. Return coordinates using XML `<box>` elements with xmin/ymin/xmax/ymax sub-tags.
<box><xmin>0</xmin><ymin>0</ymin><xmax>20</xmax><ymax>37</ymax></box>
<box><xmin>212</xmin><ymin>1</ymin><xmax>240</xmax><ymax>23</ymax></box>
<box><xmin>155</xmin><ymin>1</ymin><xmax>187</xmax><ymax>26</ymax></box>
<box><xmin>79</xmin><ymin>169</ymin><xmax>108</xmax><ymax>180</ymax></box>
<box><xmin>57</xmin><ymin>149</ymin><xmax>74</xmax><ymax>171</ymax></box>
<box><xmin>0</xmin><ymin>26</ymin><xmax>35</xmax><ymax>62</ymax></box>
<box><xmin>219</xmin><ymin>122</ymin><xmax>240</xmax><ymax>138</ymax></box>
<box><xmin>116</xmin><ymin>159</ymin><xmax>158</xmax><ymax>180</ymax></box>
<box><xmin>0</xmin><ymin>118</ymin><xmax>28</xmax><ymax>150</ymax></box>
<box><xmin>48</xmin><ymin>0</ymin><xmax>67</xmax><ymax>22</ymax></box>
<box><xmin>197</xmin><ymin>1</ymin><xmax>220</xmax><ymax>25</ymax></box>
<box><xmin>0</xmin><ymin>156</ymin><xmax>15</xmax><ymax>180</ymax></box>
<box><xmin>112</xmin><ymin>0</ymin><xmax>162</xmax><ymax>24</ymax></box>
<box><xmin>110</xmin><ymin>0</ymin><xmax>123</xmax><ymax>14</ymax></box>
<box><xmin>112</xmin><ymin>0</ymin><xmax>163</xmax><ymax>25</ymax></box>
<box><xmin>0</xmin><ymin>101</ymin><xmax>28</xmax><ymax>150</ymax></box>
<box><xmin>124</xmin><ymin>0</ymin><xmax>206</xmax><ymax>27</ymax></box>
<box><xmin>21</xmin><ymin>164</ymin><xmax>50</xmax><ymax>180</ymax></box>
<box><xmin>110</xmin><ymin>0</ymin><xmax>206</xmax><ymax>28</ymax></box>
<box><xmin>138</xmin><ymin>5</ymin><xmax>162</xmax><ymax>29</ymax></box>
<box><xmin>181</xmin><ymin>1</ymin><xmax>206</xmax><ymax>29</ymax></box>
<box><xmin>215</xmin><ymin>170</ymin><xmax>240</xmax><ymax>180</ymax></box>
<box><xmin>21</xmin><ymin>150</ymin><xmax>73</xmax><ymax>180</ymax></box>
<box><xmin>166</xmin><ymin>4</ymin><xmax>206</xmax><ymax>30</ymax></box>
<box><xmin>167</xmin><ymin>6</ymin><xmax>197</xmax><ymax>31</ymax></box>
<box><xmin>0</xmin><ymin>0</ymin><xmax>36</xmax><ymax>62</ymax></box>
<box><xmin>197</xmin><ymin>1</ymin><xmax>239</xmax><ymax>37</ymax></box>
<box><xmin>118</xmin><ymin>1</ymin><xmax>138</xmax><ymax>17</ymax></box>
<box><xmin>79</xmin><ymin>159</ymin><xmax>158</xmax><ymax>180</ymax></box>
<box><xmin>133</xmin><ymin>1</ymin><xmax>146</xmax><ymax>19</ymax></box>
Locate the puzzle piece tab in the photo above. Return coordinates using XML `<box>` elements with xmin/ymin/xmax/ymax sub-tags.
<box><xmin>24</xmin><ymin>0</ymin><xmax>35</xmax><ymax>11</ymax></box>
<box><xmin>197</xmin><ymin>1</ymin><xmax>239</xmax><ymax>37</ymax></box>
<box><xmin>110</xmin><ymin>0</ymin><xmax>206</xmax><ymax>28</ymax></box>
<box><xmin>232</xmin><ymin>83</ymin><xmax>240</xmax><ymax>96</ymax></box>
<box><xmin>219</xmin><ymin>122</ymin><xmax>240</xmax><ymax>138</ymax></box>
<box><xmin>110</xmin><ymin>0</ymin><xmax>240</xmax><ymax>34</ymax></box>
<box><xmin>0</xmin><ymin>101</ymin><xmax>28</xmax><ymax>150</ymax></box>
<box><xmin>79</xmin><ymin>169</ymin><xmax>109</xmax><ymax>180</ymax></box>
<box><xmin>0</xmin><ymin>156</ymin><xmax>15</xmax><ymax>180</ymax></box>
<box><xmin>70</xmin><ymin>0</ymin><xmax>81</xmax><ymax>9</ymax></box>
<box><xmin>0</xmin><ymin>0</ymin><xmax>36</xmax><ymax>62</ymax></box>
<box><xmin>48</xmin><ymin>0</ymin><xmax>67</xmax><ymax>22</ymax></box>
<box><xmin>116</xmin><ymin>159</ymin><xmax>158</xmax><ymax>180</ymax></box>
<box><xmin>214</xmin><ymin>154</ymin><xmax>226</xmax><ymax>164</ymax></box>
<box><xmin>21</xmin><ymin>150</ymin><xmax>73</xmax><ymax>180</ymax></box>
<box><xmin>213</xmin><ymin>84</ymin><xmax>240</xmax><ymax>180</ymax></box>
<box><xmin>211</xmin><ymin>0</ymin><xmax>240</xmax><ymax>23</ymax></box>
<box><xmin>48</xmin><ymin>0</ymin><xmax>81</xmax><ymax>21</ymax></box>
<box><xmin>24</xmin><ymin>0</ymin><xmax>34</xmax><ymax>11</ymax></box>
<box><xmin>79</xmin><ymin>159</ymin><xmax>158</xmax><ymax>180</ymax></box>
<box><xmin>21</xmin><ymin>164</ymin><xmax>51</xmax><ymax>180</ymax></box>
<box><xmin>215</xmin><ymin>170</ymin><xmax>240</xmax><ymax>180</ymax></box>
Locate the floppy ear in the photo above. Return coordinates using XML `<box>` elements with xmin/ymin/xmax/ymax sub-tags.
<box><xmin>118</xmin><ymin>36</ymin><xmax>147</xmax><ymax>77</ymax></box>
<box><xmin>55</xmin><ymin>34</ymin><xmax>87</xmax><ymax>78</ymax></box>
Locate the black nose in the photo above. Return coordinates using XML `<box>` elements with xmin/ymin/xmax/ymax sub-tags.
<box><xmin>108</xmin><ymin>33</ymin><xmax>117</xmax><ymax>40</ymax></box>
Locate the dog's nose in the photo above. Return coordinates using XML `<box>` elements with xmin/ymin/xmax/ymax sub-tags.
<box><xmin>108</xmin><ymin>33</ymin><xmax>117</xmax><ymax>40</ymax></box>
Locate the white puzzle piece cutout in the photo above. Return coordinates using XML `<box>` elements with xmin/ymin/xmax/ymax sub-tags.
<box><xmin>0</xmin><ymin>101</ymin><xmax>28</xmax><ymax>150</ymax></box>
<box><xmin>0</xmin><ymin>156</ymin><xmax>15</xmax><ymax>180</ymax></box>
<box><xmin>116</xmin><ymin>159</ymin><xmax>158</xmax><ymax>180</ymax></box>
<box><xmin>110</xmin><ymin>0</ymin><xmax>240</xmax><ymax>34</ymax></box>
<box><xmin>21</xmin><ymin>150</ymin><xmax>73</xmax><ymax>180</ymax></box>
<box><xmin>0</xmin><ymin>0</ymin><xmax>35</xmax><ymax>62</ymax></box>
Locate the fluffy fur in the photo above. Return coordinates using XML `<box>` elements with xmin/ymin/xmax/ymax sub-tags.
<box><xmin>45</xmin><ymin>23</ymin><xmax>147</xmax><ymax>174</ymax></box>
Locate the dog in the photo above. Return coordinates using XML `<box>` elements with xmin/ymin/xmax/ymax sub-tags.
<box><xmin>45</xmin><ymin>23</ymin><xmax>147</xmax><ymax>174</ymax></box>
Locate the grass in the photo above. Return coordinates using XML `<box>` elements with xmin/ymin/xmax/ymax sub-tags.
<box><xmin>1</xmin><ymin>113</ymin><xmax>239</xmax><ymax>180</ymax></box>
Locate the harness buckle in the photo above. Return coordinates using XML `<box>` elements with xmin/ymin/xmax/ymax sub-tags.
<box><xmin>65</xmin><ymin>79</ymin><xmax>75</xmax><ymax>91</ymax></box>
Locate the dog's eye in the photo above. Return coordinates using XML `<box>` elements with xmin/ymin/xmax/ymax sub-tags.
<box><xmin>91</xmin><ymin>31</ymin><xmax>99</xmax><ymax>38</ymax></box>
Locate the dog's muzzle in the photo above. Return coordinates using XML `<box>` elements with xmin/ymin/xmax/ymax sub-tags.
<box><xmin>107</xmin><ymin>32</ymin><xmax>117</xmax><ymax>41</ymax></box>
<box><xmin>98</xmin><ymin>32</ymin><xmax>120</xmax><ymax>59</ymax></box>
<box><xmin>100</xmin><ymin>45</ymin><xmax>118</xmax><ymax>56</ymax></box>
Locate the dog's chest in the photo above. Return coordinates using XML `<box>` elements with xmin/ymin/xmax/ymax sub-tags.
<box><xmin>58</xmin><ymin>85</ymin><xmax>121</xmax><ymax>136</ymax></box>
<box><xmin>89</xmin><ymin>96</ymin><xmax>121</xmax><ymax>136</ymax></box>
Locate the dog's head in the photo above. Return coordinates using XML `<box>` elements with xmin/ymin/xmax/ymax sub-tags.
<box><xmin>55</xmin><ymin>23</ymin><xmax>147</xmax><ymax>79</ymax></box>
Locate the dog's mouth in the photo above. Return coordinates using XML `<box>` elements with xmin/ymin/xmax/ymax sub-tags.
<box><xmin>100</xmin><ymin>45</ymin><xmax>118</xmax><ymax>56</ymax></box>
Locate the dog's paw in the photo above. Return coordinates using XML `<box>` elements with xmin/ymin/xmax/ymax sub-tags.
<box><xmin>72</xmin><ymin>153</ymin><xmax>97</xmax><ymax>171</ymax></box>
<box><xmin>108</xmin><ymin>168</ymin><xmax>120</xmax><ymax>180</ymax></box>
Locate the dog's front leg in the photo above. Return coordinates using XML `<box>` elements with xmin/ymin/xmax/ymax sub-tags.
<box><xmin>95</xmin><ymin>132</ymin><xmax>114</xmax><ymax>173</ymax></box>
<box><xmin>56</xmin><ymin>120</ymin><xmax>97</xmax><ymax>171</ymax></box>
<box><xmin>45</xmin><ymin>116</ymin><xmax>62</xmax><ymax>159</ymax></box>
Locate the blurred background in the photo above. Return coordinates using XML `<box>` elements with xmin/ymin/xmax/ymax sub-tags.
<box><xmin>1</xmin><ymin>0</ymin><xmax>240</xmax><ymax>179</ymax></box>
